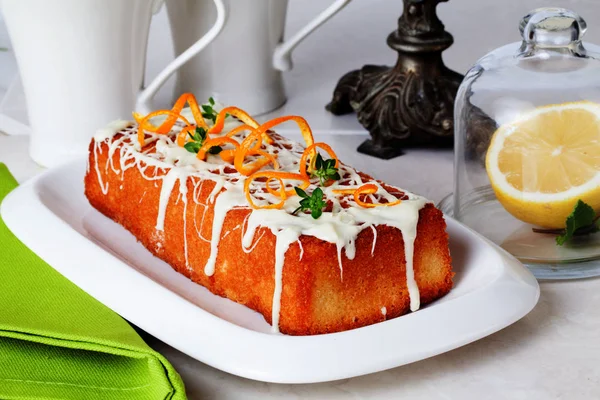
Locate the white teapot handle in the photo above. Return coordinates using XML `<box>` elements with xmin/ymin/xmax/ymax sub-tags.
<box><xmin>136</xmin><ymin>0</ymin><xmax>226</xmax><ymax>114</ymax></box>
<box><xmin>273</xmin><ymin>0</ymin><xmax>352</xmax><ymax>72</ymax></box>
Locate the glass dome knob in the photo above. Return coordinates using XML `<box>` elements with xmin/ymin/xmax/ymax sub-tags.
<box><xmin>520</xmin><ymin>8</ymin><xmax>587</xmax><ymax>48</ymax></box>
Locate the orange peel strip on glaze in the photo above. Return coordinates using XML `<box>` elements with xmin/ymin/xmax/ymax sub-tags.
<box><xmin>159</xmin><ymin>92</ymin><xmax>208</xmax><ymax>132</ymax></box>
<box><xmin>256</xmin><ymin>116</ymin><xmax>313</xmax><ymax>149</ymax></box>
<box><xmin>219</xmin><ymin>149</ymin><xmax>236</xmax><ymax>163</ymax></box>
<box><xmin>245</xmin><ymin>172</ymin><xmax>287</xmax><ymax>210</ymax></box>
<box><xmin>134</xmin><ymin>93</ymin><xmax>207</xmax><ymax>134</ymax></box>
<box><xmin>299</xmin><ymin>142</ymin><xmax>339</xmax><ymax>178</ymax></box>
<box><xmin>211</xmin><ymin>107</ymin><xmax>273</xmax><ymax>144</ymax></box>
<box><xmin>236</xmin><ymin>150</ymin><xmax>279</xmax><ymax>176</ymax></box>
<box><xmin>210</xmin><ymin>107</ymin><xmax>257</xmax><ymax>129</ymax></box>
<box><xmin>136</xmin><ymin>110</ymin><xmax>191</xmax><ymax>147</ymax></box>
<box><xmin>234</xmin><ymin>131</ymin><xmax>278</xmax><ymax>175</ymax></box>
<box><xmin>176</xmin><ymin>124</ymin><xmax>198</xmax><ymax>147</ymax></box>
<box><xmin>265</xmin><ymin>172</ymin><xmax>310</xmax><ymax>198</ymax></box>
<box><xmin>333</xmin><ymin>183</ymin><xmax>401</xmax><ymax>208</ymax></box>
<box><xmin>226</xmin><ymin>125</ymin><xmax>266</xmax><ymax>152</ymax></box>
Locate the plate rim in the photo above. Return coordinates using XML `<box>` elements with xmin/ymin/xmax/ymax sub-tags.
<box><xmin>1</xmin><ymin>158</ymin><xmax>540</xmax><ymax>384</ymax></box>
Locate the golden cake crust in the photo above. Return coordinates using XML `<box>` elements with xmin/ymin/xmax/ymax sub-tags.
<box><xmin>85</xmin><ymin>137</ymin><xmax>453</xmax><ymax>335</ymax></box>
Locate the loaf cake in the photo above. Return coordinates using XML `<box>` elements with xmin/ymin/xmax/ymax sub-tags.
<box><xmin>84</xmin><ymin>94</ymin><xmax>453</xmax><ymax>335</ymax></box>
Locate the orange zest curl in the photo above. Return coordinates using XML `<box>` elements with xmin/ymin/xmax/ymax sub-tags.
<box><xmin>157</xmin><ymin>92</ymin><xmax>208</xmax><ymax>132</ymax></box>
<box><xmin>331</xmin><ymin>188</ymin><xmax>355</xmax><ymax>195</ymax></box>
<box><xmin>137</xmin><ymin>110</ymin><xmax>191</xmax><ymax>147</ymax></box>
<box><xmin>209</xmin><ymin>108</ymin><xmax>274</xmax><ymax>145</ymax></box>
<box><xmin>299</xmin><ymin>142</ymin><xmax>339</xmax><ymax>178</ymax></box>
<box><xmin>225</xmin><ymin>123</ymin><xmax>273</xmax><ymax>148</ymax></box>
<box><xmin>256</xmin><ymin>115</ymin><xmax>314</xmax><ymax>149</ymax></box>
<box><xmin>254</xmin><ymin>150</ymin><xmax>280</xmax><ymax>170</ymax></box>
<box><xmin>235</xmin><ymin>149</ymin><xmax>279</xmax><ymax>176</ymax></box>
<box><xmin>237</xmin><ymin>128</ymin><xmax>264</xmax><ymax>152</ymax></box>
<box><xmin>134</xmin><ymin>93</ymin><xmax>193</xmax><ymax>133</ymax></box>
<box><xmin>176</xmin><ymin>125</ymin><xmax>197</xmax><ymax>147</ymax></box>
<box><xmin>172</xmin><ymin>93</ymin><xmax>209</xmax><ymax>130</ymax></box>
<box><xmin>244</xmin><ymin>172</ymin><xmax>287</xmax><ymax>210</ymax></box>
<box><xmin>234</xmin><ymin>130</ymin><xmax>279</xmax><ymax>175</ymax></box>
<box><xmin>350</xmin><ymin>184</ymin><xmax>379</xmax><ymax>208</ymax></box>
<box><xmin>264</xmin><ymin>172</ymin><xmax>310</xmax><ymax>197</ymax></box>
<box><xmin>219</xmin><ymin>149</ymin><xmax>236</xmax><ymax>163</ymax></box>
<box><xmin>226</xmin><ymin>124</ymin><xmax>257</xmax><ymax>138</ymax></box>
<box><xmin>333</xmin><ymin>183</ymin><xmax>402</xmax><ymax>208</ymax></box>
<box><xmin>196</xmin><ymin>137</ymin><xmax>240</xmax><ymax>160</ymax></box>
<box><xmin>134</xmin><ymin>93</ymin><xmax>207</xmax><ymax>134</ymax></box>
<box><xmin>209</xmin><ymin>107</ymin><xmax>259</xmax><ymax>132</ymax></box>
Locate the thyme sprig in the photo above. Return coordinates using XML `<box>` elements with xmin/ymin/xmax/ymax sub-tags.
<box><xmin>183</xmin><ymin>126</ymin><xmax>222</xmax><ymax>155</ymax></box>
<box><xmin>293</xmin><ymin>187</ymin><xmax>326</xmax><ymax>219</ymax></box>
<box><xmin>311</xmin><ymin>153</ymin><xmax>340</xmax><ymax>186</ymax></box>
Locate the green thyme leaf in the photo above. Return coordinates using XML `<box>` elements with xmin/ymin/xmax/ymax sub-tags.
<box><xmin>195</xmin><ymin>127</ymin><xmax>206</xmax><ymax>140</ymax></box>
<box><xmin>201</xmin><ymin>98</ymin><xmax>224</xmax><ymax>124</ymax></box>
<box><xmin>202</xmin><ymin>112</ymin><xmax>215</xmax><ymax>122</ymax></box>
<box><xmin>315</xmin><ymin>153</ymin><xmax>323</xmax><ymax>169</ymax></box>
<box><xmin>310</xmin><ymin>153</ymin><xmax>340</xmax><ymax>186</ymax></box>
<box><xmin>183</xmin><ymin>127</ymin><xmax>208</xmax><ymax>154</ymax></box>
<box><xmin>294</xmin><ymin>187</ymin><xmax>309</xmax><ymax>198</ymax></box>
<box><xmin>292</xmin><ymin>187</ymin><xmax>326</xmax><ymax>219</ymax></box>
<box><xmin>183</xmin><ymin>141</ymin><xmax>200</xmax><ymax>154</ymax></box>
<box><xmin>208</xmin><ymin>146</ymin><xmax>223</xmax><ymax>155</ymax></box>
<box><xmin>556</xmin><ymin>200</ymin><xmax>600</xmax><ymax>245</ymax></box>
<box><xmin>300</xmin><ymin>198</ymin><xmax>311</xmax><ymax>207</ymax></box>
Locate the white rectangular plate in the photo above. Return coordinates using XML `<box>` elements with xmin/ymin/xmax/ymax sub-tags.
<box><xmin>1</xmin><ymin>159</ymin><xmax>539</xmax><ymax>384</ymax></box>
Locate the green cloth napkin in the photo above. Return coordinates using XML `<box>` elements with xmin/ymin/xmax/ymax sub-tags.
<box><xmin>0</xmin><ymin>163</ymin><xmax>187</xmax><ymax>400</ymax></box>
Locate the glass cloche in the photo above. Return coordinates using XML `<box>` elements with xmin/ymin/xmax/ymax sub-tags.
<box><xmin>439</xmin><ymin>8</ymin><xmax>600</xmax><ymax>279</ymax></box>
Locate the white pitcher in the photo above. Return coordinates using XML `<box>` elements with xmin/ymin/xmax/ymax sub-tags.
<box><xmin>1</xmin><ymin>0</ymin><xmax>225</xmax><ymax>167</ymax></box>
<box><xmin>166</xmin><ymin>0</ymin><xmax>352</xmax><ymax>116</ymax></box>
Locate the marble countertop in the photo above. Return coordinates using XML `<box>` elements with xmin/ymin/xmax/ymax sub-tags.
<box><xmin>2</xmin><ymin>0</ymin><xmax>600</xmax><ymax>398</ymax></box>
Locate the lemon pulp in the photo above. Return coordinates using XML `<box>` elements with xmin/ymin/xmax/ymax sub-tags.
<box><xmin>486</xmin><ymin>101</ymin><xmax>600</xmax><ymax>229</ymax></box>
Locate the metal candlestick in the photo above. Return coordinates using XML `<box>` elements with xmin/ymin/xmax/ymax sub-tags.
<box><xmin>326</xmin><ymin>0</ymin><xmax>463</xmax><ymax>159</ymax></box>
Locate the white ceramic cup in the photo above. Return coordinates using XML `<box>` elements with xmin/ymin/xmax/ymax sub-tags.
<box><xmin>0</xmin><ymin>0</ymin><xmax>225</xmax><ymax>167</ymax></box>
<box><xmin>166</xmin><ymin>0</ymin><xmax>352</xmax><ymax>116</ymax></box>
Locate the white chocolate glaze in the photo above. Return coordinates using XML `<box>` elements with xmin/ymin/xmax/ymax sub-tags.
<box><xmin>271</xmin><ymin>229</ymin><xmax>301</xmax><ymax>333</ymax></box>
<box><xmin>92</xmin><ymin>108</ymin><xmax>430</xmax><ymax>332</ymax></box>
<box><xmin>370</xmin><ymin>225</ymin><xmax>378</xmax><ymax>256</ymax></box>
<box><xmin>156</xmin><ymin>169</ymin><xmax>182</xmax><ymax>231</ymax></box>
<box><xmin>204</xmin><ymin>186</ymin><xmax>246</xmax><ymax>276</ymax></box>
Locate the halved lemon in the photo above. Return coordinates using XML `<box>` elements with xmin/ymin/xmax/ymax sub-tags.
<box><xmin>486</xmin><ymin>101</ymin><xmax>600</xmax><ymax>229</ymax></box>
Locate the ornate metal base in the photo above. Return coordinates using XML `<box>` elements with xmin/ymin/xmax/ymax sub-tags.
<box><xmin>327</xmin><ymin>0</ymin><xmax>464</xmax><ymax>159</ymax></box>
<box><xmin>357</xmin><ymin>139</ymin><xmax>405</xmax><ymax>159</ymax></box>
